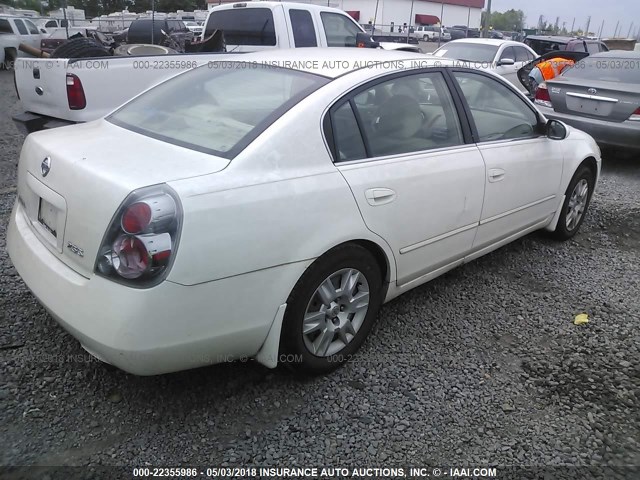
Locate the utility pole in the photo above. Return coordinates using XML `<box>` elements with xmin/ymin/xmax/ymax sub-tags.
<box><xmin>598</xmin><ymin>20</ymin><xmax>604</xmax><ymax>39</ymax></box>
<box><xmin>407</xmin><ymin>0</ymin><xmax>415</xmax><ymax>44</ymax></box>
<box><xmin>585</xmin><ymin>16</ymin><xmax>591</xmax><ymax>36</ymax></box>
<box><xmin>614</xmin><ymin>20</ymin><xmax>620</xmax><ymax>37</ymax></box>
<box><xmin>554</xmin><ymin>17</ymin><xmax>559</xmax><ymax>34</ymax></box>
<box><xmin>437</xmin><ymin>1</ymin><xmax>444</xmax><ymax>47</ymax></box>
<box><xmin>570</xmin><ymin>17</ymin><xmax>575</xmax><ymax>34</ymax></box>
<box><xmin>483</xmin><ymin>0</ymin><xmax>492</xmax><ymax>38</ymax></box>
<box><xmin>628</xmin><ymin>22</ymin><xmax>634</xmax><ymax>38</ymax></box>
<box><xmin>372</xmin><ymin>0</ymin><xmax>380</xmax><ymax>33</ymax></box>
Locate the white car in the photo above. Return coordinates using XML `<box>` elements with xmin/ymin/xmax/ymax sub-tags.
<box><xmin>8</xmin><ymin>48</ymin><xmax>601</xmax><ymax>376</ymax></box>
<box><xmin>0</xmin><ymin>14</ymin><xmax>43</xmax><ymax>68</ymax></box>
<box><xmin>434</xmin><ymin>38</ymin><xmax>538</xmax><ymax>92</ymax></box>
<box><xmin>184</xmin><ymin>21</ymin><xmax>203</xmax><ymax>35</ymax></box>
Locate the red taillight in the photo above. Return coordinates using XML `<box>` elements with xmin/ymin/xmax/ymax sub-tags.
<box><xmin>66</xmin><ymin>73</ymin><xmax>86</xmax><ymax>110</ymax></box>
<box><xmin>95</xmin><ymin>186</ymin><xmax>182</xmax><ymax>287</ymax></box>
<box><xmin>630</xmin><ymin>107</ymin><xmax>640</xmax><ymax>121</ymax></box>
<box><xmin>122</xmin><ymin>202</ymin><xmax>152</xmax><ymax>234</ymax></box>
<box><xmin>534</xmin><ymin>83</ymin><xmax>553</xmax><ymax>108</ymax></box>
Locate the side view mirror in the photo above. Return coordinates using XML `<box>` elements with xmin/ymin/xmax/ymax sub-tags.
<box><xmin>356</xmin><ymin>32</ymin><xmax>379</xmax><ymax>49</ymax></box>
<box><xmin>547</xmin><ymin>119</ymin><xmax>567</xmax><ymax>140</ymax></box>
<box><xmin>498</xmin><ymin>58</ymin><xmax>515</xmax><ymax>66</ymax></box>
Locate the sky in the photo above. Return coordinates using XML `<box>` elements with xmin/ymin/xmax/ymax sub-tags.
<box><xmin>491</xmin><ymin>0</ymin><xmax>640</xmax><ymax>37</ymax></box>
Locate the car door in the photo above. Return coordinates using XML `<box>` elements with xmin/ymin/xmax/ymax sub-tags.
<box><xmin>450</xmin><ymin>70</ymin><xmax>563</xmax><ymax>251</ymax></box>
<box><xmin>327</xmin><ymin>70</ymin><xmax>486</xmax><ymax>286</ymax></box>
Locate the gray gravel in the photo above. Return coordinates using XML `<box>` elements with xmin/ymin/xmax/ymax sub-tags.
<box><xmin>0</xmin><ymin>68</ymin><xmax>639</xmax><ymax>476</ymax></box>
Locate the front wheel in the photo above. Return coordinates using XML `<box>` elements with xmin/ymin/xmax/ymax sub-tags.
<box><xmin>280</xmin><ymin>244</ymin><xmax>383</xmax><ymax>374</ymax></box>
<box><xmin>553</xmin><ymin>165</ymin><xmax>595</xmax><ymax>240</ymax></box>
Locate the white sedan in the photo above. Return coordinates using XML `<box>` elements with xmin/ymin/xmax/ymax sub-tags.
<box><xmin>8</xmin><ymin>48</ymin><xmax>601</xmax><ymax>375</ymax></box>
<box><xmin>433</xmin><ymin>38</ymin><xmax>538</xmax><ymax>92</ymax></box>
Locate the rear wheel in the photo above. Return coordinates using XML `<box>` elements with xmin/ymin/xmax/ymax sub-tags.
<box><xmin>280</xmin><ymin>244</ymin><xmax>383</xmax><ymax>374</ymax></box>
<box><xmin>553</xmin><ymin>165</ymin><xmax>595</xmax><ymax>240</ymax></box>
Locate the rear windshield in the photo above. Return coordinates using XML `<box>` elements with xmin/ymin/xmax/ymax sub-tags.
<box><xmin>108</xmin><ymin>64</ymin><xmax>329</xmax><ymax>159</ymax></box>
<box><xmin>204</xmin><ymin>8</ymin><xmax>276</xmax><ymax>46</ymax></box>
<box><xmin>562</xmin><ymin>58</ymin><xmax>640</xmax><ymax>84</ymax></box>
<box><xmin>434</xmin><ymin>43</ymin><xmax>498</xmax><ymax>63</ymax></box>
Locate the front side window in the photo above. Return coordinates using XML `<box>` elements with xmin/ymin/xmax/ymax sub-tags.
<box><xmin>45</xmin><ymin>20</ymin><xmax>57</xmax><ymax>27</ymax></box>
<box><xmin>204</xmin><ymin>8</ymin><xmax>276</xmax><ymax>46</ymax></box>
<box><xmin>109</xmin><ymin>65</ymin><xmax>329</xmax><ymax>159</ymax></box>
<box><xmin>453</xmin><ymin>71</ymin><xmax>539</xmax><ymax>142</ymax></box>
<box><xmin>333</xmin><ymin>72</ymin><xmax>464</xmax><ymax>159</ymax></box>
<box><xmin>13</xmin><ymin>19</ymin><xmax>27</xmax><ymax>35</ymax></box>
<box><xmin>514</xmin><ymin>46</ymin><xmax>532</xmax><ymax>62</ymax></box>
<box><xmin>499</xmin><ymin>46</ymin><xmax>515</xmax><ymax>61</ymax></box>
<box><xmin>321</xmin><ymin>12</ymin><xmax>360</xmax><ymax>47</ymax></box>
<box><xmin>290</xmin><ymin>9</ymin><xmax>317</xmax><ymax>47</ymax></box>
<box><xmin>0</xmin><ymin>19</ymin><xmax>12</xmax><ymax>34</ymax></box>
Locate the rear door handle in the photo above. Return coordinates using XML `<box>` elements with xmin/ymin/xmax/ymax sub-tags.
<box><xmin>365</xmin><ymin>188</ymin><xmax>396</xmax><ymax>206</ymax></box>
<box><xmin>488</xmin><ymin>168</ymin><xmax>506</xmax><ymax>182</ymax></box>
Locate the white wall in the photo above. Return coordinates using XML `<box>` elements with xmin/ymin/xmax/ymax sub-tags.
<box><xmin>339</xmin><ymin>0</ymin><xmax>481</xmax><ymax>29</ymax></box>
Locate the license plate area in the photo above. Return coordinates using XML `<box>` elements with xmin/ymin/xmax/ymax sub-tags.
<box><xmin>566</xmin><ymin>97</ymin><xmax>615</xmax><ymax>117</ymax></box>
<box><xmin>38</xmin><ymin>197</ymin><xmax>58</xmax><ymax>238</ymax></box>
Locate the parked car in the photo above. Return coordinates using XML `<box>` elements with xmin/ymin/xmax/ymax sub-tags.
<box><xmin>34</xmin><ymin>17</ymin><xmax>69</xmax><ymax>33</ymax></box>
<box><xmin>451</xmin><ymin>26</ymin><xmax>480</xmax><ymax>38</ymax></box>
<box><xmin>7</xmin><ymin>48</ymin><xmax>601</xmax><ymax>375</ymax></box>
<box><xmin>40</xmin><ymin>27</ymin><xmax>114</xmax><ymax>54</ymax></box>
<box><xmin>434</xmin><ymin>39</ymin><xmax>538</xmax><ymax>92</ymax></box>
<box><xmin>184</xmin><ymin>21</ymin><xmax>203</xmax><ymax>35</ymax></box>
<box><xmin>489</xmin><ymin>30</ymin><xmax>504</xmax><ymax>39</ymax></box>
<box><xmin>524</xmin><ymin>36</ymin><xmax>609</xmax><ymax>55</ymax></box>
<box><xmin>13</xmin><ymin>1</ymin><xmax>414</xmax><ymax>133</ymax></box>
<box><xmin>446</xmin><ymin>28</ymin><xmax>466</xmax><ymax>41</ymax></box>
<box><xmin>532</xmin><ymin>51</ymin><xmax>640</xmax><ymax>153</ymax></box>
<box><xmin>0</xmin><ymin>14</ymin><xmax>43</xmax><ymax>68</ymax></box>
<box><xmin>413</xmin><ymin>25</ymin><xmax>447</xmax><ymax>42</ymax></box>
<box><xmin>127</xmin><ymin>18</ymin><xmax>194</xmax><ymax>51</ymax></box>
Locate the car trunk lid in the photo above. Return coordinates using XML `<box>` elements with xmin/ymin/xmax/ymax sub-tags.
<box><xmin>546</xmin><ymin>77</ymin><xmax>640</xmax><ymax>122</ymax></box>
<box><xmin>16</xmin><ymin>119</ymin><xmax>229</xmax><ymax>278</ymax></box>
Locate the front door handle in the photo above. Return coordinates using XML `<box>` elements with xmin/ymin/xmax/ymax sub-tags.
<box><xmin>488</xmin><ymin>168</ymin><xmax>506</xmax><ymax>183</ymax></box>
<box><xmin>365</xmin><ymin>188</ymin><xmax>396</xmax><ymax>206</ymax></box>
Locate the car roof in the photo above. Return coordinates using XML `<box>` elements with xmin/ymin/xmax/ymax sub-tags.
<box><xmin>445</xmin><ymin>38</ymin><xmax>521</xmax><ymax>47</ymax></box>
<box><xmin>585</xmin><ymin>51</ymin><xmax>640</xmax><ymax>59</ymax></box>
<box><xmin>210</xmin><ymin>1</ymin><xmax>350</xmax><ymax>15</ymax></box>
<box><xmin>234</xmin><ymin>47</ymin><xmax>451</xmax><ymax>78</ymax></box>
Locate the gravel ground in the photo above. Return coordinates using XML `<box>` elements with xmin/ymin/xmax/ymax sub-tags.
<box><xmin>0</xmin><ymin>68</ymin><xmax>639</xmax><ymax>478</ymax></box>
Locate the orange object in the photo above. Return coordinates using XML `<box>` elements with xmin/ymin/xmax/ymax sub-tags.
<box><xmin>537</xmin><ymin>57</ymin><xmax>575</xmax><ymax>81</ymax></box>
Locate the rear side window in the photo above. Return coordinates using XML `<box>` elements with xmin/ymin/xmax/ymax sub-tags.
<box><xmin>289</xmin><ymin>9</ymin><xmax>317</xmax><ymax>47</ymax></box>
<box><xmin>204</xmin><ymin>8</ymin><xmax>276</xmax><ymax>46</ymax></box>
<box><xmin>45</xmin><ymin>20</ymin><xmax>57</xmax><ymax>27</ymax></box>
<box><xmin>321</xmin><ymin>12</ymin><xmax>360</xmax><ymax>47</ymax></box>
<box><xmin>513</xmin><ymin>46</ymin><xmax>531</xmax><ymax>62</ymax></box>
<box><xmin>331</xmin><ymin>102</ymin><xmax>367</xmax><ymax>161</ymax></box>
<box><xmin>571</xmin><ymin>41</ymin><xmax>586</xmax><ymax>52</ymax></box>
<box><xmin>14</xmin><ymin>19</ymin><xmax>28</xmax><ymax>35</ymax></box>
<box><xmin>0</xmin><ymin>19</ymin><xmax>11</xmax><ymax>34</ymax></box>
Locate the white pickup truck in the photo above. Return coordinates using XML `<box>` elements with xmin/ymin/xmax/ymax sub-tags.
<box><xmin>14</xmin><ymin>1</ymin><xmax>416</xmax><ymax>134</ymax></box>
<box><xmin>1</xmin><ymin>14</ymin><xmax>43</xmax><ymax>69</ymax></box>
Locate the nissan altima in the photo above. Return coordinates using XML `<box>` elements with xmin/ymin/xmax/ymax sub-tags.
<box><xmin>7</xmin><ymin>48</ymin><xmax>601</xmax><ymax>375</ymax></box>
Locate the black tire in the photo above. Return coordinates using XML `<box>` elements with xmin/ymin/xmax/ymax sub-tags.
<box><xmin>552</xmin><ymin>165</ymin><xmax>595</xmax><ymax>240</ymax></box>
<box><xmin>51</xmin><ymin>37</ymin><xmax>111</xmax><ymax>59</ymax></box>
<box><xmin>280</xmin><ymin>244</ymin><xmax>383</xmax><ymax>374</ymax></box>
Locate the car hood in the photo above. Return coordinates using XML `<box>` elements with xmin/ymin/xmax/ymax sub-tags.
<box><xmin>517</xmin><ymin>50</ymin><xmax>589</xmax><ymax>96</ymax></box>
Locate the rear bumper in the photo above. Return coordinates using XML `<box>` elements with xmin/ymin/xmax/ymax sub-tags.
<box><xmin>12</xmin><ymin>112</ymin><xmax>76</xmax><ymax>135</ymax></box>
<box><xmin>538</xmin><ymin>106</ymin><xmax>640</xmax><ymax>152</ymax></box>
<box><xmin>7</xmin><ymin>201</ymin><xmax>299</xmax><ymax>375</ymax></box>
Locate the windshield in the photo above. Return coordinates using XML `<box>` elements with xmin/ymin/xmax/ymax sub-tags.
<box><xmin>562</xmin><ymin>57</ymin><xmax>640</xmax><ymax>84</ymax></box>
<box><xmin>108</xmin><ymin>64</ymin><xmax>329</xmax><ymax>159</ymax></box>
<box><xmin>434</xmin><ymin>43</ymin><xmax>498</xmax><ymax>63</ymax></box>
